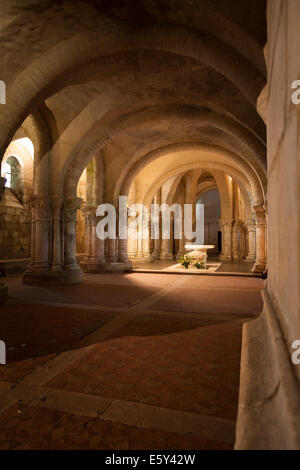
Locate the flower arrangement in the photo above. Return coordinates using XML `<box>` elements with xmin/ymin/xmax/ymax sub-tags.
<box><xmin>177</xmin><ymin>254</ymin><xmax>192</xmax><ymax>269</ymax></box>
<box><xmin>194</xmin><ymin>259</ymin><xmax>206</xmax><ymax>270</ymax></box>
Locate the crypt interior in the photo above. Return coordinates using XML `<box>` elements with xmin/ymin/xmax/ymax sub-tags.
<box><xmin>0</xmin><ymin>0</ymin><xmax>299</xmax><ymax>450</ymax></box>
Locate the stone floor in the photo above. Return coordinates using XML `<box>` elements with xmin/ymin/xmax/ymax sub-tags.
<box><xmin>0</xmin><ymin>273</ymin><xmax>263</xmax><ymax>449</ymax></box>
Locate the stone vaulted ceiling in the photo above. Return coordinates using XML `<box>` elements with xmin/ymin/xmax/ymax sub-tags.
<box><xmin>0</xmin><ymin>0</ymin><xmax>267</xmax><ymax>200</ymax></box>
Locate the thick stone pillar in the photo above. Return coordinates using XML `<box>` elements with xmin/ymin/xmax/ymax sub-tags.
<box><xmin>23</xmin><ymin>195</ymin><xmax>51</xmax><ymax>284</ymax></box>
<box><xmin>218</xmin><ymin>219</ymin><xmax>233</xmax><ymax>260</ymax></box>
<box><xmin>118</xmin><ymin>238</ymin><xmax>132</xmax><ymax>270</ymax></box>
<box><xmin>33</xmin><ymin>195</ymin><xmax>51</xmax><ymax>270</ymax></box>
<box><xmin>51</xmin><ymin>196</ymin><xmax>63</xmax><ymax>272</ymax></box>
<box><xmin>104</xmin><ymin>238</ymin><xmax>124</xmax><ymax>272</ymax></box>
<box><xmin>81</xmin><ymin>206</ymin><xmax>105</xmax><ymax>272</ymax></box>
<box><xmin>107</xmin><ymin>238</ymin><xmax>117</xmax><ymax>263</ymax></box>
<box><xmin>63</xmin><ymin>197</ymin><xmax>83</xmax><ymax>282</ymax></box>
<box><xmin>252</xmin><ymin>206</ymin><xmax>267</xmax><ymax>273</ymax></box>
<box><xmin>0</xmin><ymin>177</ymin><xmax>7</xmax><ymax>302</ymax></box>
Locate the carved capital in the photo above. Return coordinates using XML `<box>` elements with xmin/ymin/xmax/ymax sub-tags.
<box><xmin>31</xmin><ymin>195</ymin><xmax>50</xmax><ymax>221</ymax></box>
<box><xmin>218</xmin><ymin>219</ymin><xmax>232</xmax><ymax>231</ymax></box>
<box><xmin>254</xmin><ymin>206</ymin><xmax>266</xmax><ymax>227</ymax></box>
<box><xmin>82</xmin><ymin>205</ymin><xmax>98</xmax><ymax>226</ymax></box>
<box><xmin>51</xmin><ymin>196</ymin><xmax>63</xmax><ymax>221</ymax></box>
<box><xmin>244</xmin><ymin>218</ymin><xmax>256</xmax><ymax>232</ymax></box>
<box><xmin>232</xmin><ymin>219</ymin><xmax>243</xmax><ymax>231</ymax></box>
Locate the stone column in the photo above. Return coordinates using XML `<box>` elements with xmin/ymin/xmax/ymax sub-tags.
<box><xmin>245</xmin><ymin>219</ymin><xmax>256</xmax><ymax>261</ymax></box>
<box><xmin>104</xmin><ymin>238</ymin><xmax>125</xmax><ymax>272</ymax></box>
<box><xmin>151</xmin><ymin>236</ymin><xmax>160</xmax><ymax>260</ymax></box>
<box><xmin>32</xmin><ymin>195</ymin><xmax>51</xmax><ymax>271</ymax></box>
<box><xmin>142</xmin><ymin>220</ymin><xmax>152</xmax><ymax>260</ymax></box>
<box><xmin>176</xmin><ymin>205</ymin><xmax>184</xmax><ymax>258</ymax></box>
<box><xmin>219</xmin><ymin>219</ymin><xmax>233</xmax><ymax>260</ymax></box>
<box><xmin>159</xmin><ymin>239</ymin><xmax>173</xmax><ymax>260</ymax></box>
<box><xmin>51</xmin><ymin>196</ymin><xmax>63</xmax><ymax>272</ymax></box>
<box><xmin>127</xmin><ymin>236</ymin><xmax>137</xmax><ymax>259</ymax></box>
<box><xmin>232</xmin><ymin>220</ymin><xmax>242</xmax><ymax>260</ymax></box>
<box><xmin>107</xmin><ymin>238</ymin><xmax>117</xmax><ymax>263</ymax></box>
<box><xmin>177</xmin><ymin>236</ymin><xmax>185</xmax><ymax>259</ymax></box>
<box><xmin>29</xmin><ymin>199</ymin><xmax>36</xmax><ymax>268</ymax></box>
<box><xmin>159</xmin><ymin>212</ymin><xmax>174</xmax><ymax>260</ymax></box>
<box><xmin>118</xmin><ymin>201</ymin><xmax>132</xmax><ymax>269</ymax></box>
<box><xmin>252</xmin><ymin>206</ymin><xmax>267</xmax><ymax>273</ymax></box>
<box><xmin>0</xmin><ymin>177</ymin><xmax>7</xmax><ymax>302</ymax></box>
<box><xmin>63</xmin><ymin>197</ymin><xmax>83</xmax><ymax>282</ymax></box>
<box><xmin>81</xmin><ymin>206</ymin><xmax>106</xmax><ymax>272</ymax></box>
<box><xmin>150</xmin><ymin>210</ymin><xmax>160</xmax><ymax>260</ymax></box>
<box><xmin>23</xmin><ymin>195</ymin><xmax>50</xmax><ymax>284</ymax></box>
<box><xmin>136</xmin><ymin>229</ymin><xmax>144</xmax><ymax>259</ymax></box>
<box><xmin>240</xmin><ymin>223</ymin><xmax>248</xmax><ymax>259</ymax></box>
<box><xmin>118</xmin><ymin>238</ymin><xmax>132</xmax><ymax>270</ymax></box>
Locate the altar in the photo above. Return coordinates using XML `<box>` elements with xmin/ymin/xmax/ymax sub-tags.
<box><xmin>163</xmin><ymin>245</ymin><xmax>219</xmax><ymax>273</ymax></box>
<box><xmin>184</xmin><ymin>244</ymin><xmax>215</xmax><ymax>258</ymax></box>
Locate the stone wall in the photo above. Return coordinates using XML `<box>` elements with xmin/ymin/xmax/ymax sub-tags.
<box><xmin>266</xmin><ymin>0</ymin><xmax>300</xmax><ymax>375</ymax></box>
<box><xmin>236</xmin><ymin>0</ymin><xmax>300</xmax><ymax>449</ymax></box>
<box><xmin>0</xmin><ymin>189</ymin><xmax>31</xmax><ymax>261</ymax></box>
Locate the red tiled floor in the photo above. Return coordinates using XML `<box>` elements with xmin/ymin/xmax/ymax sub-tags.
<box><xmin>0</xmin><ymin>300</ymin><xmax>118</xmax><ymax>381</ymax></box>
<box><xmin>0</xmin><ymin>404</ymin><xmax>232</xmax><ymax>450</ymax></box>
<box><xmin>0</xmin><ymin>273</ymin><xmax>263</xmax><ymax>449</ymax></box>
<box><xmin>0</xmin><ymin>354</ymin><xmax>56</xmax><ymax>383</ymax></box>
<box><xmin>150</xmin><ymin>287</ymin><xmax>262</xmax><ymax>315</ymax></box>
<box><xmin>0</xmin><ymin>300</ymin><xmax>118</xmax><ymax>362</ymax></box>
<box><xmin>7</xmin><ymin>283</ymin><xmax>158</xmax><ymax>307</ymax></box>
<box><xmin>182</xmin><ymin>275</ymin><xmax>263</xmax><ymax>290</ymax></box>
<box><xmin>47</xmin><ymin>315</ymin><xmax>244</xmax><ymax>420</ymax></box>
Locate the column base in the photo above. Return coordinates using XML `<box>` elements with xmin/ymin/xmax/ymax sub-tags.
<box><xmin>80</xmin><ymin>259</ymin><xmax>106</xmax><ymax>273</ymax></box>
<box><xmin>246</xmin><ymin>254</ymin><xmax>256</xmax><ymax>262</ymax></box>
<box><xmin>123</xmin><ymin>260</ymin><xmax>133</xmax><ymax>271</ymax></box>
<box><xmin>159</xmin><ymin>253</ymin><xmax>174</xmax><ymax>260</ymax></box>
<box><xmin>133</xmin><ymin>256</ymin><xmax>152</xmax><ymax>263</ymax></box>
<box><xmin>219</xmin><ymin>254</ymin><xmax>232</xmax><ymax>260</ymax></box>
<box><xmin>252</xmin><ymin>261</ymin><xmax>266</xmax><ymax>273</ymax></box>
<box><xmin>0</xmin><ymin>282</ymin><xmax>8</xmax><ymax>303</ymax></box>
<box><xmin>23</xmin><ymin>266</ymin><xmax>83</xmax><ymax>285</ymax></box>
<box><xmin>104</xmin><ymin>262</ymin><xmax>128</xmax><ymax>273</ymax></box>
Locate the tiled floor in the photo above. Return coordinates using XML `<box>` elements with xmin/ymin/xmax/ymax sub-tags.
<box><xmin>0</xmin><ymin>273</ymin><xmax>263</xmax><ymax>449</ymax></box>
